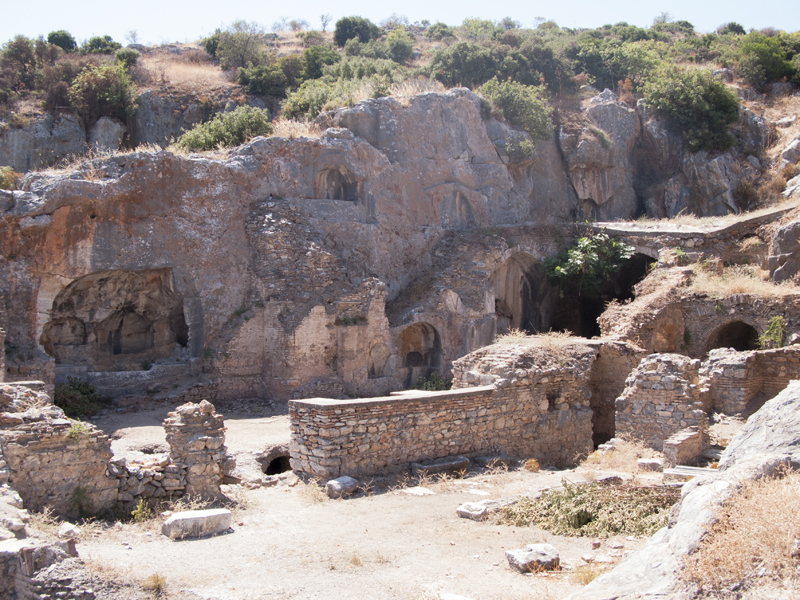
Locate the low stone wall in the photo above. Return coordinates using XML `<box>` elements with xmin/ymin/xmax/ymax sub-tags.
<box><xmin>110</xmin><ymin>455</ymin><xmax>187</xmax><ymax>506</ymax></box>
<box><xmin>615</xmin><ymin>354</ymin><xmax>708</xmax><ymax>451</ymax></box>
<box><xmin>663</xmin><ymin>426</ymin><xmax>705</xmax><ymax>467</ymax></box>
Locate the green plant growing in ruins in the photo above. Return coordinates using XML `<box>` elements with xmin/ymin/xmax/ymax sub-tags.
<box><xmin>54</xmin><ymin>377</ymin><xmax>106</xmax><ymax>419</ymax></box>
<box><xmin>68</xmin><ymin>486</ymin><xmax>91</xmax><ymax>518</ymax></box>
<box><xmin>131</xmin><ymin>498</ymin><xmax>153</xmax><ymax>522</ymax></box>
<box><xmin>414</xmin><ymin>372</ymin><xmax>452</xmax><ymax>391</ymax></box>
<box><xmin>174</xmin><ymin>106</ymin><xmax>273</xmax><ymax>151</ymax></box>
<box><xmin>67</xmin><ymin>420</ymin><xmax>90</xmax><ymax>441</ymax></box>
<box><xmin>673</xmin><ymin>247</ymin><xmax>688</xmax><ymax>265</ymax></box>
<box><xmin>681</xmin><ymin>328</ymin><xmax>692</xmax><ymax>350</ymax></box>
<box><xmin>758</xmin><ymin>316</ymin><xmax>787</xmax><ymax>349</ymax></box>
<box><xmin>544</xmin><ymin>233</ymin><xmax>636</xmax><ymax>298</ymax></box>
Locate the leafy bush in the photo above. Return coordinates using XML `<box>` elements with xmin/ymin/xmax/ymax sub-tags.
<box><xmin>428</xmin><ymin>42</ymin><xmax>496</xmax><ymax>88</ymax></box>
<box><xmin>426</xmin><ymin>22</ymin><xmax>455</xmax><ymax>41</ymax></box>
<box><xmin>47</xmin><ymin>30</ymin><xmax>76</xmax><ymax>52</ymax></box>
<box><xmin>201</xmin><ymin>29</ymin><xmax>221</xmax><ymax>58</ymax></box>
<box><xmin>386</xmin><ymin>28</ymin><xmax>415</xmax><ymax>64</ymax></box>
<box><xmin>333</xmin><ymin>17</ymin><xmax>381</xmax><ymax>47</ymax></box>
<box><xmin>54</xmin><ymin>377</ymin><xmax>106</xmax><ymax>418</ymax></box>
<box><xmin>81</xmin><ymin>35</ymin><xmax>121</xmax><ymax>54</ymax></box>
<box><xmin>544</xmin><ymin>233</ymin><xmax>636</xmax><ymax>298</ymax></box>
<box><xmin>69</xmin><ymin>62</ymin><xmax>136</xmax><ymax>125</ymax></box>
<box><xmin>215</xmin><ymin>21</ymin><xmax>269</xmax><ymax>70</ymax></box>
<box><xmin>0</xmin><ymin>166</ymin><xmax>16</xmax><ymax>190</ymax></box>
<box><xmin>303</xmin><ymin>45</ymin><xmax>340</xmax><ymax>79</ymax></box>
<box><xmin>175</xmin><ymin>105</ymin><xmax>273</xmax><ymax>151</ymax></box>
<box><xmin>643</xmin><ymin>66</ymin><xmax>739</xmax><ymax>152</ymax></box>
<box><xmin>282</xmin><ymin>75</ymin><xmax>393</xmax><ymax>120</ymax></box>
<box><xmin>414</xmin><ymin>372</ymin><xmax>452</xmax><ymax>391</ymax></box>
<box><xmin>717</xmin><ymin>22</ymin><xmax>746</xmax><ymax>36</ymax></box>
<box><xmin>740</xmin><ymin>32</ymin><xmax>795</xmax><ymax>88</ymax></box>
<box><xmin>477</xmin><ymin>77</ymin><xmax>553</xmax><ymax>140</ymax></box>
<box><xmin>238</xmin><ymin>64</ymin><xmax>288</xmax><ymax>96</ymax></box>
<box><xmin>759</xmin><ymin>316</ymin><xmax>786</xmax><ymax>349</ymax></box>
<box><xmin>302</xmin><ymin>31</ymin><xmax>326</xmax><ymax>48</ymax></box>
<box><xmin>1</xmin><ymin>35</ymin><xmax>37</xmax><ymax>91</ymax></box>
<box><xmin>114</xmin><ymin>48</ymin><xmax>139</xmax><ymax>70</ymax></box>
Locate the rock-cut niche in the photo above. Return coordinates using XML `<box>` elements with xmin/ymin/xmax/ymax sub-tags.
<box><xmin>491</xmin><ymin>253</ymin><xmax>555</xmax><ymax>334</ymax></box>
<box><xmin>314</xmin><ymin>165</ymin><xmax>359</xmax><ymax>201</ymax></box>
<box><xmin>40</xmin><ymin>269</ymin><xmax>189</xmax><ymax>371</ymax></box>
<box><xmin>440</xmin><ymin>191</ymin><xmax>476</xmax><ymax>229</ymax></box>
<box><xmin>399</xmin><ymin>323</ymin><xmax>442</xmax><ymax>386</ymax></box>
<box><xmin>706</xmin><ymin>320</ymin><xmax>759</xmax><ymax>353</ymax></box>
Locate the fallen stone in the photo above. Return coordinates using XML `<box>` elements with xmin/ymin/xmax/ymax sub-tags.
<box><xmin>161</xmin><ymin>508</ymin><xmax>232</xmax><ymax>540</ymax></box>
<box><xmin>411</xmin><ymin>456</ymin><xmax>470</xmax><ymax>476</ymax></box>
<box><xmin>505</xmin><ymin>543</ymin><xmax>560</xmax><ymax>573</ymax></box>
<box><xmin>581</xmin><ymin>554</ymin><xmax>594</xmax><ymax>563</ymax></box>
<box><xmin>637</xmin><ymin>458</ymin><xmax>663</xmax><ymax>472</ymax></box>
<box><xmin>663</xmin><ymin>465</ymin><xmax>717</xmax><ymax>482</ymax></box>
<box><xmin>326</xmin><ymin>476</ymin><xmax>360</xmax><ymax>498</ymax></box>
<box><xmin>456</xmin><ymin>499</ymin><xmax>498</xmax><ymax>521</ymax></box>
<box><xmin>57</xmin><ymin>523</ymin><xmax>81</xmax><ymax>539</ymax></box>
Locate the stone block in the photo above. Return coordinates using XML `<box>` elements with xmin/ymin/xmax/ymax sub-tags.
<box><xmin>161</xmin><ymin>509</ymin><xmax>232</xmax><ymax>539</ymax></box>
<box><xmin>411</xmin><ymin>456</ymin><xmax>470</xmax><ymax>476</ymax></box>
<box><xmin>326</xmin><ymin>476</ymin><xmax>359</xmax><ymax>498</ymax></box>
<box><xmin>637</xmin><ymin>458</ymin><xmax>664</xmax><ymax>472</ymax></box>
<box><xmin>456</xmin><ymin>500</ymin><xmax>498</xmax><ymax>521</ymax></box>
<box><xmin>505</xmin><ymin>543</ymin><xmax>560</xmax><ymax>573</ymax></box>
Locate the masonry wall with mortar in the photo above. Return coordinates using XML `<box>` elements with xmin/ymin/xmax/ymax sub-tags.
<box><xmin>663</xmin><ymin>426</ymin><xmax>705</xmax><ymax>467</ymax></box>
<box><xmin>615</xmin><ymin>353</ymin><xmax>709</xmax><ymax>451</ymax></box>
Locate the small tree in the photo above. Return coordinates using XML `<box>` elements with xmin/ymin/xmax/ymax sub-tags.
<box><xmin>320</xmin><ymin>14</ymin><xmax>333</xmax><ymax>33</ymax></box>
<box><xmin>216</xmin><ymin>20</ymin><xmax>269</xmax><ymax>70</ymax></box>
<box><xmin>303</xmin><ymin>45</ymin><xmax>340</xmax><ymax>79</ymax></box>
<box><xmin>81</xmin><ymin>35</ymin><xmax>122</xmax><ymax>54</ymax></box>
<box><xmin>386</xmin><ymin>28</ymin><xmax>414</xmax><ymax>64</ymax></box>
<box><xmin>545</xmin><ymin>234</ymin><xmax>636</xmax><ymax>297</ymax></box>
<box><xmin>69</xmin><ymin>62</ymin><xmax>136</xmax><ymax>125</ymax></box>
<box><xmin>477</xmin><ymin>77</ymin><xmax>553</xmax><ymax>140</ymax></box>
<box><xmin>47</xmin><ymin>30</ymin><xmax>77</xmax><ymax>52</ymax></box>
<box><xmin>333</xmin><ymin>16</ymin><xmax>381</xmax><ymax>47</ymax></box>
<box><xmin>238</xmin><ymin>64</ymin><xmax>288</xmax><ymax>96</ymax></box>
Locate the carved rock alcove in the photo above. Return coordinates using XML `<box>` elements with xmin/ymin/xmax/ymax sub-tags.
<box><xmin>40</xmin><ymin>268</ymin><xmax>189</xmax><ymax>370</ymax></box>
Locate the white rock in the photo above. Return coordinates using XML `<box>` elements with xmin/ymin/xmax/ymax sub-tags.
<box><xmin>505</xmin><ymin>543</ymin><xmax>560</xmax><ymax>573</ymax></box>
<box><xmin>161</xmin><ymin>509</ymin><xmax>232</xmax><ymax>540</ymax></box>
<box><xmin>58</xmin><ymin>522</ymin><xmax>81</xmax><ymax>539</ymax></box>
<box><xmin>401</xmin><ymin>486</ymin><xmax>435</xmax><ymax>496</ymax></box>
<box><xmin>456</xmin><ymin>500</ymin><xmax>498</xmax><ymax>521</ymax></box>
<box><xmin>326</xmin><ymin>476</ymin><xmax>359</xmax><ymax>498</ymax></box>
<box><xmin>637</xmin><ymin>458</ymin><xmax>664</xmax><ymax>472</ymax></box>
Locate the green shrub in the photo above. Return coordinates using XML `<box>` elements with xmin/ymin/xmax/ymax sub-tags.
<box><xmin>427</xmin><ymin>22</ymin><xmax>456</xmax><ymax>41</ymax></box>
<box><xmin>414</xmin><ymin>372</ymin><xmax>452</xmax><ymax>391</ymax></box>
<box><xmin>114</xmin><ymin>48</ymin><xmax>139</xmax><ymax>70</ymax></box>
<box><xmin>201</xmin><ymin>29</ymin><xmax>221</xmax><ymax>58</ymax></box>
<box><xmin>69</xmin><ymin>62</ymin><xmax>136</xmax><ymax>125</ymax></box>
<box><xmin>717</xmin><ymin>22</ymin><xmax>746</xmax><ymax>36</ymax></box>
<box><xmin>428</xmin><ymin>41</ymin><xmax>496</xmax><ymax>88</ymax></box>
<box><xmin>81</xmin><ymin>35</ymin><xmax>121</xmax><ymax>54</ymax></box>
<box><xmin>0</xmin><ymin>166</ymin><xmax>16</xmax><ymax>190</ymax></box>
<box><xmin>459</xmin><ymin>18</ymin><xmax>499</xmax><ymax>41</ymax></box>
<box><xmin>333</xmin><ymin>17</ymin><xmax>381</xmax><ymax>47</ymax></box>
<box><xmin>544</xmin><ymin>233</ymin><xmax>636</xmax><ymax>298</ymax></box>
<box><xmin>477</xmin><ymin>77</ymin><xmax>553</xmax><ymax>140</ymax></box>
<box><xmin>759</xmin><ymin>316</ymin><xmax>787</xmax><ymax>349</ymax></box>
<box><xmin>215</xmin><ymin>20</ymin><xmax>270</xmax><ymax>70</ymax></box>
<box><xmin>740</xmin><ymin>32</ymin><xmax>795</xmax><ymax>87</ymax></box>
<box><xmin>643</xmin><ymin>66</ymin><xmax>739</xmax><ymax>152</ymax></box>
<box><xmin>175</xmin><ymin>105</ymin><xmax>273</xmax><ymax>151</ymax></box>
<box><xmin>303</xmin><ymin>45</ymin><xmax>341</xmax><ymax>79</ymax></box>
<box><xmin>54</xmin><ymin>377</ymin><xmax>106</xmax><ymax>418</ymax></box>
<box><xmin>302</xmin><ymin>31</ymin><xmax>326</xmax><ymax>48</ymax></box>
<box><xmin>386</xmin><ymin>28</ymin><xmax>414</xmax><ymax>64</ymax></box>
<box><xmin>238</xmin><ymin>64</ymin><xmax>288</xmax><ymax>96</ymax></box>
<box><xmin>47</xmin><ymin>30</ymin><xmax>77</xmax><ymax>52</ymax></box>
<box><xmin>1</xmin><ymin>35</ymin><xmax>37</xmax><ymax>91</ymax></box>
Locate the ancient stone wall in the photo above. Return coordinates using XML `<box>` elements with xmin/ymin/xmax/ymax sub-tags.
<box><xmin>615</xmin><ymin>354</ymin><xmax>708</xmax><ymax>451</ymax></box>
<box><xmin>291</xmin><ymin>342</ymin><xmax>598</xmax><ymax>478</ymax></box>
<box><xmin>663</xmin><ymin>427</ymin><xmax>705</xmax><ymax>467</ymax></box>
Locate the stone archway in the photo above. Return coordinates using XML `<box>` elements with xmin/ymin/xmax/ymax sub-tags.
<box><xmin>39</xmin><ymin>269</ymin><xmax>189</xmax><ymax>370</ymax></box>
<box><xmin>314</xmin><ymin>166</ymin><xmax>359</xmax><ymax>201</ymax></box>
<box><xmin>440</xmin><ymin>191</ymin><xmax>476</xmax><ymax>229</ymax></box>
<box><xmin>707</xmin><ymin>320</ymin><xmax>759</xmax><ymax>353</ymax></box>
<box><xmin>399</xmin><ymin>323</ymin><xmax>442</xmax><ymax>386</ymax></box>
<box><xmin>368</xmin><ymin>342</ymin><xmax>392</xmax><ymax>379</ymax></box>
<box><xmin>491</xmin><ymin>253</ymin><xmax>555</xmax><ymax>335</ymax></box>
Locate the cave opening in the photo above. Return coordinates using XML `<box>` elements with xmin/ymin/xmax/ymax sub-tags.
<box><xmin>491</xmin><ymin>253</ymin><xmax>555</xmax><ymax>335</ymax></box>
<box><xmin>265</xmin><ymin>455</ymin><xmax>292</xmax><ymax>475</ymax></box>
<box><xmin>706</xmin><ymin>321</ymin><xmax>759</xmax><ymax>353</ymax></box>
<box><xmin>315</xmin><ymin>166</ymin><xmax>359</xmax><ymax>201</ymax></box>
<box><xmin>399</xmin><ymin>323</ymin><xmax>442</xmax><ymax>387</ymax></box>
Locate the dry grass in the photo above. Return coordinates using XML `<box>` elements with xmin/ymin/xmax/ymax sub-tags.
<box><xmin>389</xmin><ymin>77</ymin><xmax>445</xmax><ymax>98</ymax></box>
<box><xmin>523</xmin><ymin>458</ymin><xmax>541</xmax><ymax>473</ymax></box>
<box><xmin>581</xmin><ymin>438</ymin><xmax>661</xmax><ymax>474</ymax></box>
<box><xmin>142</xmin><ymin>572</ymin><xmax>167</xmax><ymax>595</ymax></box>
<box><xmin>570</xmin><ymin>562</ymin><xmax>609</xmax><ymax>585</ymax></box>
<box><xmin>631</xmin><ymin>198</ymin><xmax>800</xmax><ymax>229</ymax></box>
<box><xmin>136</xmin><ymin>52</ymin><xmax>230</xmax><ymax>92</ymax></box>
<box><xmin>495</xmin><ymin>329</ymin><xmax>576</xmax><ymax>347</ymax></box>
<box><xmin>689</xmin><ymin>263</ymin><xmax>800</xmax><ymax>298</ymax></box>
<box><xmin>682</xmin><ymin>469</ymin><xmax>800</xmax><ymax>595</ymax></box>
<box><xmin>272</xmin><ymin>120</ymin><xmax>321</xmax><ymax>139</ymax></box>
<box><xmin>297</xmin><ymin>478</ymin><xmax>327</xmax><ymax>504</ymax></box>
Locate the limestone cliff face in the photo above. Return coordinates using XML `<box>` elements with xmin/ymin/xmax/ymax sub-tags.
<box><xmin>0</xmin><ymin>114</ymin><xmax>86</xmax><ymax>172</ymax></box>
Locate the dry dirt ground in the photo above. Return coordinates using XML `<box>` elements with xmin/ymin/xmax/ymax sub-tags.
<box><xmin>52</xmin><ymin>403</ymin><xmax>714</xmax><ymax>600</ymax></box>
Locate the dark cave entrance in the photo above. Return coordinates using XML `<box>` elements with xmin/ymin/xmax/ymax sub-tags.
<box><xmin>551</xmin><ymin>253</ymin><xmax>656</xmax><ymax>337</ymax></box>
<box><xmin>399</xmin><ymin>323</ymin><xmax>442</xmax><ymax>387</ymax></box>
<box><xmin>265</xmin><ymin>455</ymin><xmax>292</xmax><ymax>475</ymax></box>
<box><xmin>707</xmin><ymin>321</ymin><xmax>759</xmax><ymax>353</ymax></box>
<box><xmin>491</xmin><ymin>253</ymin><xmax>555</xmax><ymax>335</ymax></box>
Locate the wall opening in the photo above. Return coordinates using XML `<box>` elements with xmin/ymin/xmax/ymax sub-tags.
<box><xmin>368</xmin><ymin>342</ymin><xmax>391</xmax><ymax>379</ymax></box>
<box><xmin>399</xmin><ymin>323</ymin><xmax>442</xmax><ymax>387</ymax></box>
<box><xmin>552</xmin><ymin>252</ymin><xmax>656</xmax><ymax>337</ymax></box>
<box><xmin>707</xmin><ymin>321</ymin><xmax>759</xmax><ymax>353</ymax></box>
<box><xmin>440</xmin><ymin>192</ymin><xmax>476</xmax><ymax>229</ymax></box>
<box><xmin>491</xmin><ymin>253</ymin><xmax>555</xmax><ymax>335</ymax></box>
<box><xmin>314</xmin><ymin>166</ymin><xmax>359</xmax><ymax>201</ymax></box>
<box><xmin>265</xmin><ymin>455</ymin><xmax>292</xmax><ymax>475</ymax></box>
<box><xmin>39</xmin><ymin>269</ymin><xmax>189</xmax><ymax>371</ymax></box>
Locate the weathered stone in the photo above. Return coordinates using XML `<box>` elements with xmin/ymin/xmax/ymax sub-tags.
<box><xmin>411</xmin><ymin>456</ymin><xmax>470</xmax><ymax>477</ymax></box>
<box><xmin>456</xmin><ymin>500</ymin><xmax>498</xmax><ymax>521</ymax></box>
<box><xmin>57</xmin><ymin>523</ymin><xmax>80</xmax><ymax>540</ymax></box>
<box><xmin>325</xmin><ymin>476</ymin><xmax>359</xmax><ymax>498</ymax></box>
<box><xmin>505</xmin><ymin>543</ymin><xmax>560</xmax><ymax>573</ymax></box>
<box><xmin>160</xmin><ymin>508</ymin><xmax>232</xmax><ymax>539</ymax></box>
<box><xmin>636</xmin><ymin>458</ymin><xmax>663</xmax><ymax>472</ymax></box>
<box><xmin>88</xmin><ymin>117</ymin><xmax>126</xmax><ymax>151</ymax></box>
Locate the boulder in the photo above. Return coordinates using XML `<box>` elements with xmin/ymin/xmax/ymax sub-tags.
<box><xmin>88</xmin><ymin>117</ymin><xmax>126</xmax><ymax>151</ymax></box>
<box><xmin>57</xmin><ymin>522</ymin><xmax>81</xmax><ymax>539</ymax></box>
<box><xmin>325</xmin><ymin>476</ymin><xmax>359</xmax><ymax>498</ymax></box>
<box><xmin>505</xmin><ymin>543</ymin><xmax>560</xmax><ymax>572</ymax></box>
<box><xmin>637</xmin><ymin>458</ymin><xmax>663</xmax><ymax>472</ymax></box>
<box><xmin>456</xmin><ymin>499</ymin><xmax>498</xmax><ymax>521</ymax></box>
<box><xmin>161</xmin><ymin>508</ymin><xmax>232</xmax><ymax>539</ymax></box>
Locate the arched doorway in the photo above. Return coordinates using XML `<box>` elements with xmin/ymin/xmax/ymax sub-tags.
<box><xmin>491</xmin><ymin>253</ymin><xmax>555</xmax><ymax>335</ymax></box>
<box><xmin>707</xmin><ymin>321</ymin><xmax>759</xmax><ymax>353</ymax></box>
<box><xmin>314</xmin><ymin>166</ymin><xmax>359</xmax><ymax>201</ymax></box>
<box><xmin>399</xmin><ymin>323</ymin><xmax>442</xmax><ymax>387</ymax></box>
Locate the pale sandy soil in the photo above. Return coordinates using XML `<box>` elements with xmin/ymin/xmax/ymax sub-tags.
<box><xmin>72</xmin><ymin>404</ymin><xmax>664</xmax><ymax>600</ymax></box>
